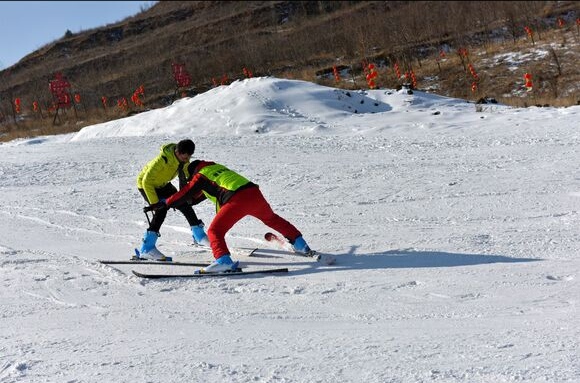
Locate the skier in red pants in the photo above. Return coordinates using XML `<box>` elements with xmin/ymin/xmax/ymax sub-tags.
<box><xmin>145</xmin><ymin>160</ymin><xmax>313</xmax><ymax>273</ymax></box>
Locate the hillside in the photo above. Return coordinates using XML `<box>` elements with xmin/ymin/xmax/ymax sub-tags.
<box><xmin>0</xmin><ymin>1</ymin><xmax>578</xmax><ymax>141</ymax></box>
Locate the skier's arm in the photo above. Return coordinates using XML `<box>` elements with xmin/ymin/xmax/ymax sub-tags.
<box><xmin>189</xmin><ymin>191</ymin><xmax>207</xmax><ymax>205</ymax></box>
<box><xmin>166</xmin><ymin>173</ymin><xmax>204</xmax><ymax>207</ymax></box>
<box><xmin>141</xmin><ymin>156</ymin><xmax>168</xmax><ymax>204</ymax></box>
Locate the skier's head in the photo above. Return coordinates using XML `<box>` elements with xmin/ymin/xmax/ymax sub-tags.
<box><xmin>176</xmin><ymin>139</ymin><xmax>195</xmax><ymax>156</ymax></box>
<box><xmin>188</xmin><ymin>160</ymin><xmax>201</xmax><ymax>177</ymax></box>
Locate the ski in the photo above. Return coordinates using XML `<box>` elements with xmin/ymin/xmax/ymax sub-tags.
<box><xmin>263</xmin><ymin>232</ymin><xmax>337</xmax><ymax>265</ymax></box>
<box><xmin>99</xmin><ymin>260</ymin><xmax>210</xmax><ymax>267</ymax></box>
<box><xmin>100</xmin><ymin>248</ymin><xmax>259</xmax><ymax>267</ymax></box>
<box><xmin>174</xmin><ymin>246</ymin><xmax>258</xmax><ymax>258</ymax></box>
<box><xmin>185</xmin><ymin>242</ymin><xmax>256</xmax><ymax>254</ymax></box>
<box><xmin>132</xmin><ymin>267</ymin><xmax>289</xmax><ymax>279</ymax></box>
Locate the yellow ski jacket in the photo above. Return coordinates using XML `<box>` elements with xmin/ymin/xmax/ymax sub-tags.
<box><xmin>137</xmin><ymin>143</ymin><xmax>189</xmax><ymax>204</ymax></box>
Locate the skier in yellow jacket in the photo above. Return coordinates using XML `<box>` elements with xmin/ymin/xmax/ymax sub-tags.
<box><xmin>136</xmin><ymin>139</ymin><xmax>208</xmax><ymax>260</ymax></box>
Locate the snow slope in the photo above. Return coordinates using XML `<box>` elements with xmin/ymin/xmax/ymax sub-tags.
<box><xmin>0</xmin><ymin>77</ymin><xmax>578</xmax><ymax>382</ymax></box>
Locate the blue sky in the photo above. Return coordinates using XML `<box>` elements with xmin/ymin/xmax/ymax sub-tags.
<box><xmin>0</xmin><ymin>1</ymin><xmax>155</xmax><ymax>69</ymax></box>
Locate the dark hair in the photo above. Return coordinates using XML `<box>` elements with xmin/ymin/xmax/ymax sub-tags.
<box><xmin>188</xmin><ymin>160</ymin><xmax>201</xmax><ymax>176</ymax></box>
<box><xmin>176</xmin><ymin>139</ymin><xmax>195</xmax><ymax>155</ymax></box>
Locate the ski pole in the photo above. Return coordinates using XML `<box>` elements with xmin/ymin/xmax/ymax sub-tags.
<box><xmin>144</xmin><ymin>210</ymin><xmax>151</xmax><ymax>227</ymax></box>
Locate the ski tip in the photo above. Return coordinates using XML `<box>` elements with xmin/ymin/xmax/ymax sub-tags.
<box><xmin>307</xmin><ymin>250</ymin><xmax>336</xmax><ymax>265</ymax></box>
<box><xmin>264</xmin><ymin>232</ymin><xmax>275</xmax><ymax>241</ymax></box>
<box><xmin>318</xmin><ymin>254</ymin><xmax>336</xmax><ymax>265</ymax></box>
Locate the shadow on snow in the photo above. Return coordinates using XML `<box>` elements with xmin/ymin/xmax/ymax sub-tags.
<box><xmin>244</xmin><ymin>247</ymin><xmax>540</xmax><ymax>276</ymax></box>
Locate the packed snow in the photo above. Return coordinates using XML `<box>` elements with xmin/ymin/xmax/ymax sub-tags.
<box><xmin>1</xmin><ymin>77</ymin><xmax>578</xmax><ymax>382</ymax></box>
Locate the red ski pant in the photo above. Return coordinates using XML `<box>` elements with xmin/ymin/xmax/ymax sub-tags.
<box><xmin>208</xmin><ymin>186</ymin><xmax>301</xmax><ymax>258</ymax></box>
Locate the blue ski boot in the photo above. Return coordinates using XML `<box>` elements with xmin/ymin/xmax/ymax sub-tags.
<box><xmin>291</xmin><ymin>235</ymin><xmax>312</xmax><ymax>254</ymax></box>
<box><xmin>191</xmin><ymin>223</ymin><xmax>210</xmax><ymax>247</ymax></box>
<box><xmin>198</xmin><ymin>254</ymin><xmax>239</xmax><ymax>274</ymax></box>
<box><xmin>138</xmin><ymin>231</ymin><xmax>167</xmax><ymax>261</ymax></box>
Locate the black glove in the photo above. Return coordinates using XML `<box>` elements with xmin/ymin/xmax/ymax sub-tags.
<box><xmin>143</xmin><ymin>199</ymin><xmax>167</xmax><ymax>212</ymax></box>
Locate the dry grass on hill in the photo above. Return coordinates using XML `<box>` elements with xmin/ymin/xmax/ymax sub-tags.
<box><xmin>0</xmin><ymin>1</ymin><xmax>578</xmax><ymax>142</ymax></box>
